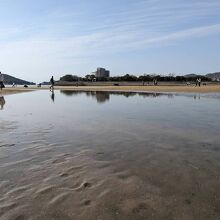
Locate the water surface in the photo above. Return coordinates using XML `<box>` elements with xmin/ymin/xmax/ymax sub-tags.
<box><xmin>0</xmin><ymin>91</ymin><xmax>220</xmax><ymax>220</ymax></box>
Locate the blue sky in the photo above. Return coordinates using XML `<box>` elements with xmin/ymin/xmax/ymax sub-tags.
<box><xmin>0</xmin><ymin>0</ymin><xmax>220</xmax><ymax>82</ymax></box>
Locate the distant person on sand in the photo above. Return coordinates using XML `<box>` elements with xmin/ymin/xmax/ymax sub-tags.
<box><xmin>195</xmin><ymin>78</ymin><xmax>198</xmax><ymax>87</ymax></box>
<box><xmin>0</xmin><ymin>72</ymin><xmax>5</xmax><ymax>90</ymax></box>
<box><xmin>50</xmin><ymin>76</ymin><xmax>55</xmax><ymax>90</ymax></box>
<box><xmin>198</xmin><ymin>78</ymin><xmax>201</xmax><ymax>87</ymax></box>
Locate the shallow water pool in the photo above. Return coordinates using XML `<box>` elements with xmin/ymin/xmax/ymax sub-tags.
<box><xmin>0</xmin><ymin>91</ymin><xmax>220</xmax><ymax>220</ymax></box>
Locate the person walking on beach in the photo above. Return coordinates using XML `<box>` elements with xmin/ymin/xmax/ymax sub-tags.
<box><xmin>195</xmin><ymin>78</ymin><xmax>198</xmax><ymax>87</ymax></box>
<box><xmin>198</xmin><ymin>78</ymin><xmax>201</xmax><ymax>87</ymax></box>
<box><xmin>12</xmin><ymin>83</ymin><xmax>17</xmax><ymax>87</ymax></box>
<box><xmin>0</xmin><ymin>72</ymin><xmax>5</xmax><ymax>90</ymax></box>
<box><xmin>50</xmin><ymin>76</ymin><xmax>55</xmax><ymax>90</ymax></box>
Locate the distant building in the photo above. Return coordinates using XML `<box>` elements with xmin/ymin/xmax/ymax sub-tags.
<box><xmin>94</xmin><ymin>68</ymin><xmax>110</xmax><ymax>80</ymax></box>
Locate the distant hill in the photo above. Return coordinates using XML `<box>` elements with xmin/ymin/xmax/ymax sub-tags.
<box><xmin>3</xmin><ymin>74</ymin><xmax>35</xmax><ymax>85</ymax></box>
<box><xmin>40</xmin><ymin>81</ymin><xmax>50</xmax><ymax>85</ymax></box>
<box><xmin>205</xmin><ymin>72</ymin><xmax>220</xmax><ymax>80</ymax></box>
<box><xmin>184</xmin><ymin>72</ymin><xmax>220</xmax><ymax>81</ymax></box>
<box><xmin>184</xmin><ymin>74</ymin><xmax>198</xmax><ymax>78</ymax></box>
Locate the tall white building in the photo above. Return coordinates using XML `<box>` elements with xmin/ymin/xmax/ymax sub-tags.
<box><xmin>95</xmin><ymin>68</ymin><xmax>110</xmax><ymax>79</ymax></box>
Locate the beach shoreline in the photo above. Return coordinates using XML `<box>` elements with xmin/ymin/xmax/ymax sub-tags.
<box><xmin>1</xmin><ymin>84</ymin><xmax>220</xmax><ymax>95</ymax></box>
<box><xmin>0</xmin><ymin>89</ymin><xmax>34</xmax><ymax>96</ymax></box>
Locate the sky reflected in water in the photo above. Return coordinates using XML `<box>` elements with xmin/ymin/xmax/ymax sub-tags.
<box><xmin>0</xmin><ymin>91</ymin><xmax>220</xmax><ymax>219</ymax></box>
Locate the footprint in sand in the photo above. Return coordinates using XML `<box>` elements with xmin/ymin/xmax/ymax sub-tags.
<box><xmin>76</xmin><ymin>181</ymin><xmax>92</xmax><ymax>191</ymax></box>
<box><xmin>82</xmin><ymin>200</ymin><xmax>92</xmax><ymax>206</ymax></box>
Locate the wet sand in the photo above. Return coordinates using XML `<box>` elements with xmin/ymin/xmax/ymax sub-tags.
<box><xmin>0</xmin><ymin>137</ymin><xmax>219</xmax><ymax>220</ymax></box>
<box><xmin>0</xmin><ymin>91</ymin><xmax>220</xmax><ymax>220</ymax></box>
<box><xmin>2</xmin><ymin>84</ymin><xmax>220</xmax><ymax>94</ymax></box>
<box><xmin>0</xmin><ymin>89</ymin><xmax>33</xmax><ymax>96</ymax></box>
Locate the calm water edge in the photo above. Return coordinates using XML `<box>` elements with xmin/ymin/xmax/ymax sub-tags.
<box><xmin>0</xmin><ymin>91</ymin><xmax>220</xmax><ymax>220</ymax></box>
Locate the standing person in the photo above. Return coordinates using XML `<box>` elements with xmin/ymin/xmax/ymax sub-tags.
<box><xmin>0</xmin><ymin>72</ymin><xmax>5</xmax><ymax>90</ymax></box>
<box><xmin>198</xmin><ymin>78</ymin><xmax>201</xmax><ymax>87</ymax></box>
<box><xmin>50</xmin><ymin>76</ymin><xmax>55</xmax><ymax>90</ymax></box>
<box><xmin>195</xmin><ymin>78</ymin><xmax>198</xmax><ymax>87</ymax></box>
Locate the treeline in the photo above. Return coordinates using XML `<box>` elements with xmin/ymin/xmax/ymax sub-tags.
<box><xmin>60</xmin><ymin>74</ymin><xmax>212</xmax><ymax>82</ymax></box>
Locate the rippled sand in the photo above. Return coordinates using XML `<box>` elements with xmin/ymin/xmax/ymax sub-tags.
<box><xmin>1</xmin><ymin>130</ymin><xmax>220</xmax><ymax>220</ymax></box>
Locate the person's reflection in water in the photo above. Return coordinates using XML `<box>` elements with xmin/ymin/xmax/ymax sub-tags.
<box><xmin>50</xmin><ymin>90</ymin><xmax>55</xmax><ymax>103</ymax></box>
<box><xmin>193</xmin><ymin>94</ymin><xmax>201</xmax><ymax>100</ymax></box>
<box><xmin>0</xmin><ymin>96</ymin><xmax>5</xmax><ymax>110</ymax></box>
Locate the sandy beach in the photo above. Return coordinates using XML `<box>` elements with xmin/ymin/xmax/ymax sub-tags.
<box><xmin>0</xmin><ymin>89</ymin><xmax>34</xmax><ymax>96</ymax></box>
<box><xmin>1</xmin><ymin>84</ymin><xmax>220</xmax><ymax>95</ymax></box>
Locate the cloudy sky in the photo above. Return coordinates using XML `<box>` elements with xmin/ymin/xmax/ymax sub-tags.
<box><xmin>0</xmin><ymin>0</ymin><xmax>220</xmax><ymax>82</ymax></box>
